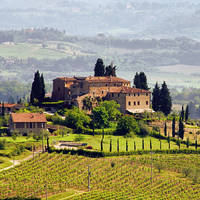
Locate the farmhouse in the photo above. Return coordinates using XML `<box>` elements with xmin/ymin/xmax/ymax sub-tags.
<box><xmin>9</xmin><ymin>113</ymin><xmax>47</xmax><ymax>134</ymax></box>
<box><xmin>52</xmin><ymin>76</ymin><xmax>151</xmax><ymax>113</ymax></box>
<box><xmin>0</xmin><ymin>103</ymin><xmax>21</xmax><ymax>115</ymax></box>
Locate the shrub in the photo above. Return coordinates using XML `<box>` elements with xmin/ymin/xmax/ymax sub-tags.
<box><xmin>86</xmin><ymin>146</ymin><xmax>93</xmax><ymax>149</ymax></box>
<box><xmin>115</xmin><ymin>116</ymin><xmax>139</xmax><ymax>135</ymax></box>
<box><xmin>138</xmin><ymin>121</ymin><xmax>151</xmax><ymax>137</ymax></box>
<box><xmin>155</xmin><ymin>162</ymin><xmax>164</xmax><ymax>173</ymax></box>
<box><xmin>182</xmin><ymin>167</ymin><xmax>192</xmax><ymax>177</ymax></box>
<box><xmin>111</xmin><ymin>161</ymin><xmax>115</xmax><ymax>168</ymax></box>
<box><xmin>152</xmin><ymin>126</ymin><xmax>160</xmax><ymax>133</ymax></box>
<box><xmin>0</xmin><ymin>139</ymin><xmax>6</xmax><ymax>150</ymax></box>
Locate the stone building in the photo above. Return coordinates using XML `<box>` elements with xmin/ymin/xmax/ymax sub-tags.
<box><xmin>9</xmin><ymin>113</ymin><xmax>47</xmax><ymax>134</ymax></box>
<box><xmin>52</xmin><ymin>76</ymin><xmax>151</xmax><ymax>113</ymax></box>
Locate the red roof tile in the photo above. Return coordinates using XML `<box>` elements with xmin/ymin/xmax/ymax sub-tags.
<box><xmin>85</xmin><ymin>76</ymin><xmax>130</xmax><ymax>83</ymax></box>
<box><xmin>0</xmin><ymin>103</ymin><xmax>18</xmax><ymax>108</ymax></box>
<box><xmin>110</xmin><ymin>87</ymin><xmax>150</xmax><ymax>94</ymax></box>
<box><xmin>11</xmin><ymin>113</ymin><xmax>47</xmax><ymax>123</ymax></box>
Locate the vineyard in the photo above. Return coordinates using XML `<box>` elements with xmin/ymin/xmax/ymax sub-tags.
<box><xmin>0</xmin><ymin>153</ymin><xmax>200</xmax><ymax>199</ymax></box>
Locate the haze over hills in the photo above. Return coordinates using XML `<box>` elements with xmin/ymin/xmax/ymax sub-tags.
<box><xmin>1</xmin><ymin>0</ymin><xmax>200</xmax><ymax>38</ymax></box>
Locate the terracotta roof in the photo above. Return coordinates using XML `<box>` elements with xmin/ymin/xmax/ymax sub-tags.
<box><xmin>11</xmin><ymin>113</ymin><xmax>47</xmax><ymax>123</ymax></box>
<box><xmin>0</xmin><ymin>103</ymin><xmax>18</xmax><ymax>108</ymax></box>
<box><xmin>54</xmin><ymin>77</ymin><xmax>76</xmax><ymax>81</ymax></box>
<box><xmin>85</xmin><ymin>76</ymin><xmax>130</xmax><ymax>83</ymax></box>
<box><xmin>109</xmin><ymin>87</ymin><xmax>151</xmax><ymax>94</ymax></box>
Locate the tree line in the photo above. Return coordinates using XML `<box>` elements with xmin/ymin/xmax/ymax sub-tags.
<box><xmin>94</xmin><ymin>58</ymin><xmax>117</xmax><ymax>77</ymax></box>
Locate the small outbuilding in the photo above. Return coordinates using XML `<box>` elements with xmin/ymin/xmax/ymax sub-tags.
<box><xmin>9</xmin><ymin>113</ymin><xmax>47</xmax><ymax>134</ymax></box>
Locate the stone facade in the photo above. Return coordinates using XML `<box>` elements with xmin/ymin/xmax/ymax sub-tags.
<box><xmin>52</xmin><ymin>76</ymin><xmax>151</xmax><ymax>113</ymax></box>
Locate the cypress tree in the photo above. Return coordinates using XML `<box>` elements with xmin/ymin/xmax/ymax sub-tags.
<box><xmin>168</xmin><ymin>134</ymin><xmax>170</xmax><ymax>149</ymax></box>
<box><xmin>1</xmin><ymin>102</ymin><xmax>5</xmax><ymax>117</ymax></box>
<box><xmin>133</xmin><ymin>72</ymin><xmax>141</xmax><ymax>89</ymax></box>
<box><xmin>101</xmin><ymin>139</ymin><xmax>103</xmax><ymax>151</ymax></box>
<box><xmin>39</xmin><ymin>73</ymin><xmax>45</xmax><ymax>102</ymax></box>
<box><xmin>30</xmin><ymin>71</ymin><xmax>40</xmax><ymax>104</ymax></box>
<box><xmin>185</xmin><ymin>105</ymin><xmax>189</xmax><ymax>122</ymax></box>
<box><xmin>110</xmin><ymin>139</ymin><xmax>112</xmax><ymax>152</ymax></box>
<box><xmin>177</xmin><ymin>137</ymin><xmax>180</xmax><ymax>149</ymax></box>
<box><xmin>180</xmin><ymin>105</ymin><xmax>185</xmax><ymax>121</ymax></box>
<box><xmin>142</xmin><ymin>139</ymin><xmax>144</xmax><ymax>150</ymax></box>
<box><xmin>164</xmin><ymin>122</ymin><xmax>167</xmax><ymax>137</ymax></box>
<box><xmin>152</xmin><ymin>82</ymin><xmax>161</xmax><ymax>112</ymax></box>
<box><xmin>117</xmin><ymin>138</ymin><xmax>119</xmax><ymax>152</ymax></box>
<box><xmin>195</xmin><ymin>139</ymin><xmax>198</xmax><ymax>150</ymax></box>
<box><xmin>94</xmin><ymin>58</ymin><xmax>105</xmax><ymax>76</ymax></box>
<box><xmin>186</xmin><ymin>137</ymin><xmax>189</xmax><ymax>149</ymax></box>
<box><xmin>178</xmin><ymin>118</ymin><xmax>184</xmax><ymax>140</ymax></box>
<box><xmin>134</xmin><ymin>141</ymin><xmax>136</xmax><ymax>151</ymax></box>
<box><xmin>172</xmin><ymin>116</ymin><xmax>176</xmax><ymax>137</ymax></box>
<box><xmin>30</xmin><ymin>71</ymin><xmax>45</xmax><ymax>105</ymax></box>
<box><xmin>105</xmin><ymin>62</ymin><xmax>116</xmax><ymax>76</ymax></box>
<box><xmin>126</xmin><ymin>140</ymin><xmax>128</xmax><ymax>152</ymax></box>
<box><xmin>150</xmin><ymin>139</ymin><xmax>152</xmax><ymax>150</ymax></box>
<box><xmin>139</xmin><ymin>72</ymin><xmax>148</xmax><ymax>90</ymax></box>
<box><xmin>160</xmin><ymin>140</ymin><xmax>162</xmax><ymax>150</ymax></box>
<box><xmin>160</xmin><ymin>81</ymin><xmax>172</xmax><ymax>116</ymax></box>
<box><xmin>133</xmin><ymin>72</ymin><xmax>149</xmax><ymax>90</ymax></box>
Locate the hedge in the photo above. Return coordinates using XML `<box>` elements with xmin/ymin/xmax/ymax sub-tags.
<box><xmin>150</xmin><ymin>132</ymin><xmax>200</xmax><ymax>147</ymax></box>
<box><xmin>49</xmin><ymin>147</ymin><xmax>200</xmax><ymax>158</ymax></box>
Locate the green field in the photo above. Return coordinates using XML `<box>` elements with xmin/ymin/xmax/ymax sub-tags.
<box><xmin>1</xmin><ymin>153</ymin><xmax>200</xmax><ymax>199</ymax></box>
<box><xmin>49</xmin><ymin>134</ymin><xmax>192</xmax><ymax>152</ymax></box>
<box><xmin>0</xmin><ymin>43</ymin><xmax>67</xmax><ymax>60</ymax></box>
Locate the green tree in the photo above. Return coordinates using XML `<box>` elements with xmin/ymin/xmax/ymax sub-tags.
<box><xmin>39</xmin><ymin>73</ymin><xmax>45</xmax><ymax>103</ymax></box>
<box><xmin>152</xmin><ymin>82</ymin><xmax>160</xmax><ymax>112</ymax></box>
<box><xmin>116</xmin><ymin>115</ymin><xmax>139</xmax><ymax>135</ymax></box>
<box><xmin>134</xmin><ymin>141</ymin><xmax>136</xmax><ymax>150</ymax></box>
<box><xmin>105</xmin><ymin>62</ymin><xmax>117</xmax><ymax>76</ymax></box>
<box><xmin>150</xmin><ymin>139</ymin><xmax>152</xmax><ymax>150</ymax></box>
<box><xmin>82</xmin><ymin>97</ymin><xmax>92</xmax><ymax>111</ymax></box>
<box><xmin>1</xmin><ymin>102</ymin><xmax>5</xmax><ymax>117</ymax></box>
<box><xmin>65</xmin><ymin>107</ymin><xmax>91</xmax><ymax>132</ymax></box>
<box><xmin>91</xmin><ymin>106</ymin><xmax>109</xmax><ymax>129</ymax></box>
<box><xmin>164</xmin><ymin>122</ymin><xmax>167</xmax><ymax>137</ymax></box>
<box><xmin>185</xmin><ymin>105</ymin><xmax>189</xmax><ymax>122</ymax></box>
<box><xmin>117</xmin><ymin>138</ymin><xmax>119</xmax><ymax>152</ymax></box>
<box><xmin>180</xmin><ymin>105</ymin><xmax>185</xmax><ymax>121</ymax></box>
<box><xmin>178</xmin><ymin>118</ymin><xmax>184</xmax><ymax>140</ymax></box>
<box><xmin>94</xmin><ymin>58</ymin><xmax>105</xmax><ymax>76</ymax></box>
<box><xmin>133</xmin><ymin>72</ymin><xmax>141</xmax><ymax>89</ymax></box>
<box><xmin>172</xmin><ymin>116</ymin><xmax>176</xmax><ymax>137</ymax></box>
<box><xmin>126</xmin><ymin>140</ymin><xmax>128</xmax><ymax>152</ymax></box>
<box><xmin>133</xmin><ymin>72</ymin><xmax>148</xmax><ymax>90</ymax></box>
<box><xmin>160</xmin><ymin>81</ymin><xmax>172</xmax><ymax>116</ymax></box>
<box><xmin>139</xmin><ymin>72</ymin><xmax>149</xmax><ymax>90</ymax></box>
<box><xmin>142</xmin><ymin>139</ymin><xmax>144</xmax><ymax>150</ymax></box>
<box><xmin>110</xmin><ymin>139</ymin><xmax>112</xmax><ymax>152</ymax></box>
<box><xmin>30</xmin><ymin>71</ymin><xmax>45</xmax><ymax>105</ymax></box>
<box><xmin>186</xmin><ymin>137</ymin><xmax>189</xmax><ymax>148</ymax></box>
<box><xmin>195</xmin><ymin>139</ymin><xmax>198</xmax><ymax>150</ymax></box>
<box><xmin>11</xmin><ymin>130</ymin><xmax>20</xmax><ymax>141</ymax></box>
<box><xmin>100</xmin><ymin>100</ymin><xmax>120</xmax><ymax>121</ymax></box>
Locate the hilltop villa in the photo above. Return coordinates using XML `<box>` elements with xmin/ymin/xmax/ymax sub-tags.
<box><xmin>52</xmin><ymin>76</ymin><xmax>152</xmax><ymax>114</ymax></box>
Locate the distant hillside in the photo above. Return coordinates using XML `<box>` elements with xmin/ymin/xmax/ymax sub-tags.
<box><xmin>1</xmin><ymin>0</ymin><xmax>200</xmax><ymax>39</ymax></box>
<box><xmin>0</xmin><ymin>30</ymin><xmax>200</xmax><ymax>89</ymax></box>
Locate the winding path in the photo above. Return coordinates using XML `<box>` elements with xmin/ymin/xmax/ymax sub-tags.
<box><xmin>0</xmin><ymin>150</ymin><xmax>42</xmax><ymax>172</ymax></box>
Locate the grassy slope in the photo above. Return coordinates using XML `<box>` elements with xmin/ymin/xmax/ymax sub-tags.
<box><xmin>49</xmin><ymin>134</ymin><xmax>194</xmax><ymax>151</ymax></box>
<box><xmin>0</xmin><ymin>43</ymin><xmax>67</xmax><ymax>60</ymax></box>
<box><xmin>1</xmin><ymin>153</ymin><xmax>200</xmax><ymax>199</ymax></box>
